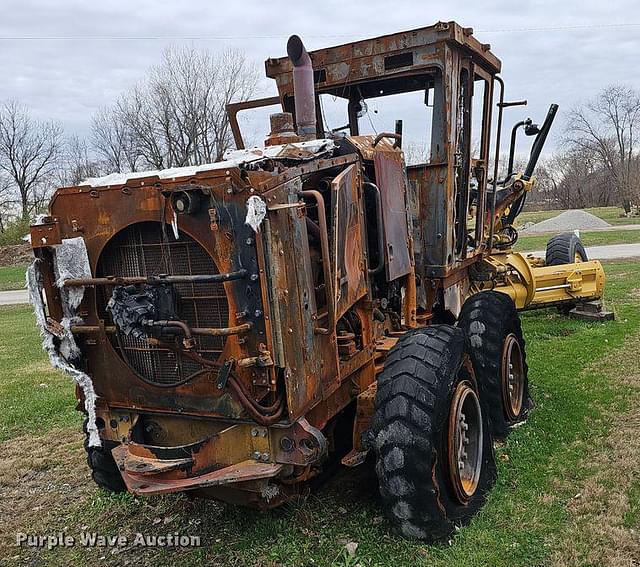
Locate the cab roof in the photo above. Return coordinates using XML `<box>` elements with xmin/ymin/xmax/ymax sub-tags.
<box><xmin>265</xmin><ymin>21</ymin><xmax>501</xmax><ymax>99</ymax></box>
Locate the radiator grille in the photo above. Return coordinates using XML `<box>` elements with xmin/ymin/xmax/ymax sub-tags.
<box><xmin>97</xmin><ymin>222</ymin><xmax>228</xmax><ymax>386</ymax></box>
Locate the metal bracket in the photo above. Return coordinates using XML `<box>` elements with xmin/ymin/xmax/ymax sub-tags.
<box><xmin>217</xmin><ymin>359</ymin><xmax>235</xmax><ymax>390</ymax></box>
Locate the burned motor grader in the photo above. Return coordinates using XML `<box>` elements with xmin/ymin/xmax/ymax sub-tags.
<box><xmin>29</xmin><ymin>22</ymin><xmax>607</xmax><ymax>540</ymax></box>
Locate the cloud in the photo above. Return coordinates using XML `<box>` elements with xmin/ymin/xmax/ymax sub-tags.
<box><xmin>0</xmin><ymin>0</ymin><xmax>638</xmax><ymax>156</ymax></box>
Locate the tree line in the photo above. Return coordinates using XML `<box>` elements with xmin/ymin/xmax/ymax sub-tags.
<box><xmin>0</xmin><ymin>45</ymin><xmax>638</xmax><ymax>237</ymax></box>
<box><xmin>0</xmin><ymin>46</ymin><xmax>257</xmax><ymax>235</ymax></box>
<box><xmin>529</xmin><ymin>85</ymin><xmax>640</xmax><ymax>212</ymax></box>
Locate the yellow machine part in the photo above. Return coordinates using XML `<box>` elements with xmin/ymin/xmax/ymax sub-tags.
<box><xmin>486</xmin><ymin>252</ymin><xmax>606</xmax><ymax>310</ymax></box>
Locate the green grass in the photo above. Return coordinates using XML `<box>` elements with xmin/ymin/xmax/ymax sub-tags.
<box><xmin>0</xmin><ymin>265</ymin><xmax>27</xmax><ymax>291</ymax></box>
<box><xmin>623</xmin><ymin>474</ymin><xmax>640</xmax><ymax>529</ymax></box>
<box><xmin>515</xmin><ymin>228</ymin><xmax>640</xmax><ymax>252</ymax></box>
<box><xmin>1</xmin><ymin>262</ymin><xmax>640</xmax><ymax>566</ymax></box>
<box><xmin>0</xmin><ymin>305</ymin><xmax>79</xmax><ymax>441</ymax></box>
<box><xmin>517</xmin><ymin>205</ymin><xmax>640</xmax><ymax>227</ymax></box>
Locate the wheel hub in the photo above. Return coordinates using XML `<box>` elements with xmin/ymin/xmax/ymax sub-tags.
<box><xmin>501</xmin><ymin>334</ymin><xmax>525</xmax><ymax>421</ymax></box>
<box><xmin>447</xmin><ymin>381</ymin><xmax>483</xmax><ymax>504</ymax></box>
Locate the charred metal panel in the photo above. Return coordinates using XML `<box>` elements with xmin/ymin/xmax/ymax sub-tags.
<box><xmin>407</xmin><ymin>48</ymin><xmax>459</xmax><ymax>278</ymax></box>
<box><xmin>330</xmin><ymin>164</ymin><xmax>368</xmax><ymax>319</ymax></box>
<box><xmin>44</xmin><ymin>173</ymin><xmax>273</xmax><ymax>420</ymax></box>
<box><xmin>265</xmin><ymin>22</ymin><xmax>501</xmax><ymax>99</ymax></box>
<box><xmin>265</xmin><ymin>178</ymin><xmax>338</xmax><ymax>420</ymax></box>
<box><xmin>373</xmin><ymin>151</ymin><xmax>412</xmax><ymax>281</ymax></box>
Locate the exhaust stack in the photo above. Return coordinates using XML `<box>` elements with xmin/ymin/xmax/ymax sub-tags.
<box><xmin>287</xmin><ymin>35</ymin><xmax>317</xmax><ymax>140</ymax></box>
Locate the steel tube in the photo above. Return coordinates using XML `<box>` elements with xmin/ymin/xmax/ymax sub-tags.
<box><xmin>488</xmin><ymin>76</ymin><xmax>505</xmax><ymax>251</ymax></box>
<box><xmin>70</xmin><ymin>322</ymin><xmax>252</xmax><ymax>337</ymax></box>
<box><xmin>63</xmin><ymin>269</ymin><xmax>248</xmax><ymax>287</ymax></box>
<box><xmin>301</xmin><ymin>189</ymin><xmax>335</xmax><ymax>335</ymax></box>
<box><xmin>287</xmin><ymin>35</ymin><xmax>317</xmax><ymax>140</ymax></box>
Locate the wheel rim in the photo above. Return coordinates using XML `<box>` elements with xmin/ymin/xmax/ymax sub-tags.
<box><xmin>501</xmin><ymin>334</ymin><xmax>525</xmax><ymax>421</ymax></box>
<box><xmin>574</xmin><ymin>252</ymin><xmax>583</xmax><ymax>263</ymax></box>
<box><xmin>447</xmin><ymin>380</ymin><xmax>483</xmax><ymax>504</ymax></box>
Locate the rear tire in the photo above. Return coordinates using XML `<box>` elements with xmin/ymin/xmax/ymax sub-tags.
<box><xmin>83</xmin><ymin>420</ymin><xmax>126</xmax><ymax>493</ymax></box>
<box><xmin>545</xmin><ymin>232</ymin><xmax>587</xmax><ymax>265</ymax></box>
<box><xmin>371</xmin><ymin>325</ymin><xmax>496</xmax><ymax>541</ymax></box>
<box><xmin>458</xmin><ymin>291</ymin><xmax>530</xmax><ymax>440</ymax></box>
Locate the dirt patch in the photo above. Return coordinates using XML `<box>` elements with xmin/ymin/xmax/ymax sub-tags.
<box><xmin>0</xmin><ymin>244</ymin><xmax>33</xmax><ymax>268</ymax></box>
<box><xmin>551</xmin><ymin>334</ymin><xmax>640</xmax><ymax>567</ymax></box>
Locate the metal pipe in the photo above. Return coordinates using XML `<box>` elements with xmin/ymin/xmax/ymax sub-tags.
<box><xmin>287</xmin><ymin>35</ymin><xmax>317</xmax><ymax>140</ymax></box>
<box><xmin>488</xmin><ymin>76</ymin><xmax>505</xmax><ymax>251</ymax></box>
<box><xmin>523</xmin><ymin>103</ymin><xmax>559</xmax><ymax>180</ymax></box>
<box><xmin>507</xmin><ymin>120</ymin><xmax>527</xmax><ymax>178</ymax></box>
<box><xmin>63</xmin><ymin>269</ymin><xmax>248</xmax><ymax>287</ymax></box>
<box><xmin>70</xmin><ymin>322</ymin><xmax>252</xmax><ymax>337</ymax></box>
<box><xmin>147</xmin><ymin>319</ymin><xmax>192</xmax><ymax>339</ymax></box>
<box><xmin>535</xmin><ymin>283</ymin><xmax>571</xmax><ymax>292</ymax></box>
<box><xmin>373</xmin><ymin>132</ymin><xmax>402</xmax><ymax>148</ymax></box>
<box><xmin>301</xmin><ymin>189</ymin><xmax>335</xmax><ymax>335</ymax></box>
<box><xmin>190</xmin><ymin>323</ymin><xmax>253</xmax><ymax>336</ymax></box>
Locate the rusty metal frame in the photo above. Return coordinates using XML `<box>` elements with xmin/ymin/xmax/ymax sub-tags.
<box><xmin>226</xmin><ymin>96</ymin><xmax>282</xmax><ymax>150</ymax></box>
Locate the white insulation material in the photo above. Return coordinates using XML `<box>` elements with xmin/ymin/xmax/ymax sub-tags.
<box><xmin>245</xmin><ymin>196</ymin><xmax>267</xmax><ymax>233</ymax></box>
<box><xmin>82</xmin><ymin>139</ymin><xmax>335</xmax><ymax>188</ymax></box>
<box><xmin>27</xmin><ymin>238</ymin><xmax>101</xmax><ymax>447</ymax></box>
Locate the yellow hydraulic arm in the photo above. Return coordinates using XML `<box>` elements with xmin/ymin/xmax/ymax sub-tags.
<box><xmin>484</xmin><ymin>251</ymin><xmax>606</xmax><ymax>310</ymax></box>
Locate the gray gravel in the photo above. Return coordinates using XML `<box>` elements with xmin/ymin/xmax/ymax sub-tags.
<box><xmin>520</xmin><ymin>209</ymin><xmax>611</xmax><ymax>234</ymax></box>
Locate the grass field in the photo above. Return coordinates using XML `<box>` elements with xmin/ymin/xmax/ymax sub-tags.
<box><xmin>1</xmin><ymin>262</ymin><xmax>639</xmax><ymax>566</ymax></box>
<box><xmin>0</xmin><ymin>265</ymin><xmax>27</xmax><ymax>292</ymax></box>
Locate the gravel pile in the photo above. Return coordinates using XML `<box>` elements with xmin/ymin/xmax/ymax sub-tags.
<box><xmin>520</xmin><ymin>209</ymin><xmax>611</xmax><ymax>234</ymax></box>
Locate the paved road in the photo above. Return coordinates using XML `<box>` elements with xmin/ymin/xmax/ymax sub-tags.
<box><xmin>528</xmin><ymin>242</ymin><xmax>640</xmax><ymax>261</ymax></box>
<box><xmin>1</xmin><ymin>242</ymin><xmax>640</xmax><ymax>307</ymax></box>
<box><xmin>521</xmin><ymin>223</ymin><xmax>640</xmax><ymax>235</ymax></box>
<box><xmin>0</xmin><ymin>289</ymin><xmax>28</xmax><ymax>305</ymax></box>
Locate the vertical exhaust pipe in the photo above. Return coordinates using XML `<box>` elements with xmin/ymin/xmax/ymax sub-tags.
<box><xmin>287</xmin><ymin>35</ymin><xmax>317</xmax><ymax>140</ymax></box>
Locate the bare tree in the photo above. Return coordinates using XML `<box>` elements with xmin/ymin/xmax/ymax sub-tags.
<box><xmin>57</xmin><ymin>135</ymin><xmax>103</xmax><ymax>187</ymax></box>
<box><xmin>91</xmin><ymin>105</ymin><xmax>140</xmax><ymax>173</ymax></box>
<box><xmin>565</xmin><ymin>85</ymin><xmax>640</xmax><ymax>207</ymax></box>
<box><xmin>0</xmin><ymin>100</ymin><xmax>64</xmax><ymax>221</ymax></box>
<box><xmin>92</xmin><ymin>47</ymin><xmax>258</xmax><ymax>172</ymax></box>
<box><xmin>0</xmin><ymin>174</ymin><xmax>15</xmax><ymax>232</ymax></box>
<box><xmin>402</xmin><ymin>142</ymin><xmax>429</xmax><ymax>166</ymax></box>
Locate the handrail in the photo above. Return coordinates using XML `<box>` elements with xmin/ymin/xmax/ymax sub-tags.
<box><xmin>301</xmin><ymin>189</ymin><xmax>336</xmax><ymax>335</ymax></box>
<box><xmin>363</xmin><ymin>182</ymin><xmax>385</xmax><ymax>275</ymax></box>
<box><xmin>488</xmin><ymin>76</ymin><xmax>505</xmax><ymax>251</ymax></box>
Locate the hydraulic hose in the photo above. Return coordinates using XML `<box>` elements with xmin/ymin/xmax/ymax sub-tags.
<box><xmin>157</xmin><ymin>339</ymin><xmax>284</xmax><ymax>423</ymax></box>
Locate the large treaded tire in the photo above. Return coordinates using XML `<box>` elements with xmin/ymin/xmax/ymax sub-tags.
<box><xmin>545</xmin><ymin>232</ymin><xmax>588</xmax><ymax>265</ymax></box>
<box><xmin>458</xmin><ymin>291</ymin><xmax>531</xmax><ymax>440</ymax></box>
<box><xmin>83</xmin><ymin>420</ymin><xmax>126</xmax><ymax>493</ymax></box>
<box><xmin>371</xmin><ymin>325</ymin><xmax>496</xmax><ymax>541</ymax></box>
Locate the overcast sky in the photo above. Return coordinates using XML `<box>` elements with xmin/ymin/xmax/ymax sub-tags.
<box><xmin>1</xmin><ymin>0</ymin><xmax>639</xmax><ymax>157</ymax></box>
